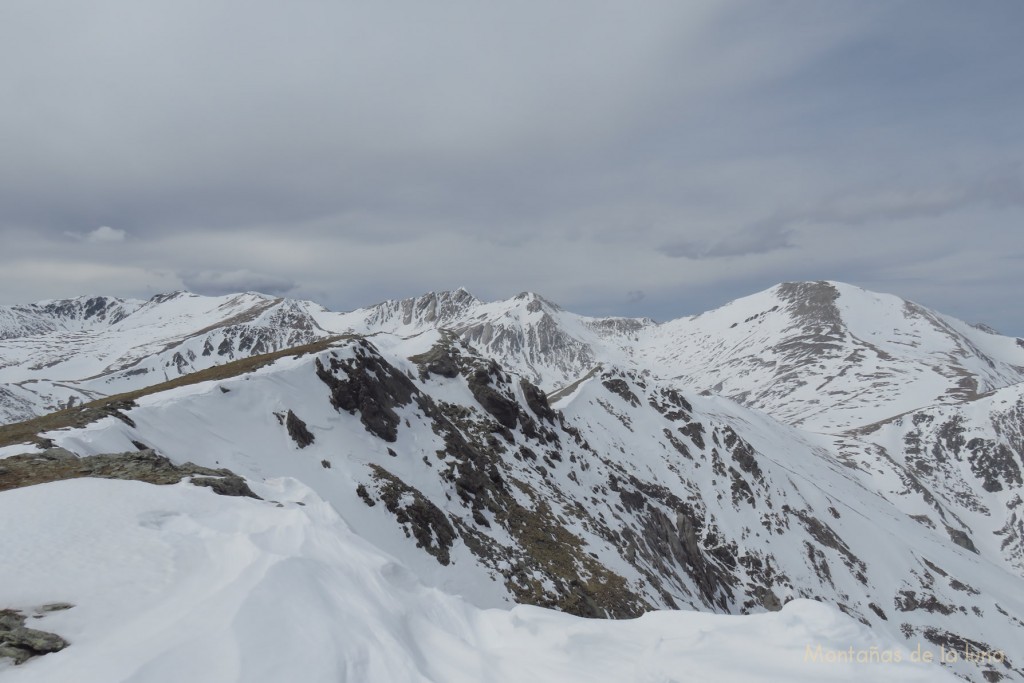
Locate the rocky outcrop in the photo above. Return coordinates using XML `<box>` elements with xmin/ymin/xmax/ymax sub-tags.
<box><xmin>315</xmin><ymin>341</ymin><xmax>417</xmax><ymax>442</ymax></box>
<box><xmin>368</xmin><ymin>465</ymin><xmax>456</xmax><ymax>566</ymax></box>
<box><xmin>285</xmin><ymin>409</ymin><xmax>315</xmax><ymax>448</ymax></box>
<box><xmin>0</xmin><ymin>607</ymin><xmax>69</xmax><ymax>664</ymax></box>
<box><xmin>0</xmin><ymin>448</ymin><xmax>259</xmax><ymax>499</ymax></box>
<box><xmin>466</xmin><ymin>362</ymin><xmax>520</xmax><ymax>430</ymax></box>
<box><xmin>408</xmin><ymin>336</ymin><xmax>462</xmax><ymax>379</ymax></box>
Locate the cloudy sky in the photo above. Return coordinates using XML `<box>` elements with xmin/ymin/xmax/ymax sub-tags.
<box><xmin>2</xmin><ymin>1</ymin><xmax>1022</xmax><ymax>333</ymax></box>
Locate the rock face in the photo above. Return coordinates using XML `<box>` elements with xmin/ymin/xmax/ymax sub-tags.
<box><xmin>284</xmin><ymin>410</ymin><xmax>315</xmax><ymax>448</ymax></box>
<box><xmin>315</xmin><ymin>340</ymin><xmax>418</xmax><ymax>442</ymax></box>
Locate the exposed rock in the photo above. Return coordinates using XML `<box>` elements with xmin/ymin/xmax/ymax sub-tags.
<box><xmin>369</xmin><ymin>465</ymin><xmax>456</xmax><ymax>565</ymax></box>
<box><xmin>496</xmin><ymin>498</ymin><xmax>647</xmax><ymax>619</ymax></box>
<box><xmin>190</xmin><ymin>475</ymin><xmax>260</xmax><ymax>499</ymax></box>
<box><xmin>39</xmin><ymin>603</ymin><xmax>73</xmax><ymax>613</ymax></box>
<box><xmin>966</xmin><ymin>437</ymin><xmax>1022</xmax><ymax>493</ymax></box>
<box><xmin>466</xmin><ymin>362</ymin><xmax>519</xmax><ymax>430</ymax></box>
<box><xmin>315</xmin><ymin>341</ymin><xmax>418</xmax><ymax>442</ymax></box>
<box><xmin>868</xmin><ymin>602</ymin><xmax>888</xmax><ymax>620</ymax></box>
<box><xmin>895</xmin><ymin>590</ymin><xmax>956</xmax><ymax>615</ymax></box>
<box><xmin>751</xmin><ymin>585</ymin><xmax>782</xmax><ymax>611</ymax></box>
<box><xmin>601</xmin><ymin>378</ymin><xmax>640</xmax><ymax>407</ymax></box>
<box><xmin>0</xmin><ymin>448</ymin><xmax>260</xmax><ymax>499</ymax></box>
<box><xmin>679</xmin><ymin>422</ymin><xmax>706</xmax><ymax>449</ymax></box>
<box><xmin>355</xmin><ymin>483</ymin><xmax>375</xmax><ymax>507</ymax></box>
<box><xmin>950</xmin><ymin>578</ymin><xmax>981</xmax><ymax>595</ymax></box>
<box><xmin>0</xmin><ymin>608</ymin><xmax>68</xmax><ymax>665</ymax></box>
<box><xmin>520</xmin><ymin>379</ymin><xmax>555</xmax><ymax>422</ymax></box>
<box><xmin>921</xmin><ymin>629</ymin><xmax>1015</xmax><ymax>680</ymax></box>
<box><xmin>648</xmin><ymin>386</ymin><xmax>692</xmax><ymax>422</ymax></box>
<box><xmin>792</xmin><ymin>509</ymin><xmax>867</xmax><ymax>583</ymax></box>
<box><xmin>945</xmin><ymin>525</ymin><xmax>979</xmax><ymax>554</ymax></box>
<box><xmin>408</xmin><ymin>338</ymin><xmax>461</xmax><ymax>379</ymax></box>
<box><xmin>285</xmin><ymin>409</ymin><xmax>315</xmax><ymax>448</ymax></box>
<box><xmin>722</xmin><ymin>426</ymin><xmax>761</xmax><ymax>478</ymax></box>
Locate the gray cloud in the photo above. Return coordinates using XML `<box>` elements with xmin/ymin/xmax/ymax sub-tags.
<box><xmin>659</xmin><ymin>224</ymin><xmax>795</xmax><ymax>259</ymax></box>
<box><xmin>62</xmin><ymin>226</ymin><xmax>128</xmax><ymax>243</ymax></box>
<box><xmin>86</xmin><ymin>226</ymin><xmax>127</xmax><ymax>243</ymax></box>
<box><xmin>180</xmin><ymin>270</ymin><xmax>296</xmax><ymax>297</ymax></box>
<box><xmin>766</xmin><ymin>166</ymin><xmax>1024</xmax><ymax>232</ymax></box>
<box><xmin>1</xmin><ymin>1</ymin><xmax>1023</xmax><ymax>334</ymax></box>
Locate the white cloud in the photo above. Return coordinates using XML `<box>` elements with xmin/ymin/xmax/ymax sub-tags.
<box><xmin>64</xmin><ymin>226</ymin><xmax>128</xmax><ymax>243</ymax></box>
<box><xmin>86</xmin><ymin>226</ymin><xmax>127</xmax><ymax>243</ymax></box>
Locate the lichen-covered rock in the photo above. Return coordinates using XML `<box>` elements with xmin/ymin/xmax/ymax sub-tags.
<box><xmin>0</xmin><ymin>609</ymin><xmax>69</xmax><ymax>665</ymax></box>
<box><xmin>0</xmin><ymin>448</ymin><xmax>260</xmax><ymax>499</ymax></box>
<box><xmin>409</xmin><ymin>338</ymin><xmax>461</xmax><ymax>379</ymax></box>
<box><xmin>191</xmin><ymin>475</ymin><xmax>260</xmax><ymax>499</ymax></box>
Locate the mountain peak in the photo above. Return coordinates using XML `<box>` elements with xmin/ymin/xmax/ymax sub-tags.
<box><xmin>147</xmin><ymin>291</ymin><xmax>194</xmax><ymax>304</ymax></box>
<box><xmin>357</xmin><ymin>288</ymin><xmax>482</xmax><ymax>330</ymax></box>
<box><xmin>511</xmin><ymin>291</ymin><xmax>561</xmax><ymax>312</ymax></box>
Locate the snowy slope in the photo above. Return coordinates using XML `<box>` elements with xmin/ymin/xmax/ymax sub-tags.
<box><xmin>0</xmin><ymin>477</ymin><xmax>956</xmax><ymax>683</ymax></box>
<box><xmin>4</xmin><ymin>333</ymin><xmax>1020</xmax><ymax>682</ymax></box>
<box><xmin>836</xmin><ymin>381</ymin><xmax>1024</xmax><ymax>574</ymax></box>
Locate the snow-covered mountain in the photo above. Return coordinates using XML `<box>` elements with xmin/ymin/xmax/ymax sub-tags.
<box><xmin>2</xmin><ymin>281</ymin><xmax>1023</xmax><ymax>682</ymax></box>
<box><xmin>0</xmin><ymin>292</ymin><xmax>332</xmax><ymax>423</ymax></box>
<box><xmin>336</xmin><ymin>281</ymin><xmax>1024</xmax><ymax>433</ymax></box>
<box><xmin>7</xmin><ymin>280</ymin><xmax>1021</xmax><ymax>432</ymax></box>
<box><xmin>638</xmin><ymin>281</ymin><xmax>1024</xmax><ymax>432</ymax></box>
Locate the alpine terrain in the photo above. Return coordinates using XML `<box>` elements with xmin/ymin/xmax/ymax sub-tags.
<box><xmin>1</xmin><ymin>280</ymin><xmax>1022</xmax><ymax>683</ymax></box>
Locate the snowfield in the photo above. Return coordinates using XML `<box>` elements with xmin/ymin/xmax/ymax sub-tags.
<box><xmin>0</xmin><ymin>477</ymin><xmax>956</xmax><ymax>683</ymax></box>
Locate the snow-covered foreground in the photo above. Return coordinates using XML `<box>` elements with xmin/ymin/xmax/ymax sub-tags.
<box><xmin>0</xmin><ymin>478</ymin><xmax>956</xmax><ymax>683</ymax></box>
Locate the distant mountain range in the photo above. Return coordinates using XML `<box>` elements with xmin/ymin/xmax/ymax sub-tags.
<box><xmin>1</xmin><ymin>281</ymin><xmax>1022</xmax><ymax>682</ymax></box>
<box><xmin>4</xmin><ymin>281</ymin><xmax>1022</xmax><ymax>430</ymax></box>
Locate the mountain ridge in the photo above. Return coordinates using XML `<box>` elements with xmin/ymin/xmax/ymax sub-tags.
<box><xmin>8</xmin><ymin>279</ymin><xmax>1022</xmax><ymax>432</ymax></box>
